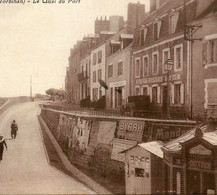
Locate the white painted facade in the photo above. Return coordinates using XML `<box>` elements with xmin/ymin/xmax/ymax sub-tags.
<box><xmin>90</xmin><ymin>43</ymin><xmax>106</xmax><ymax>101</ymax></box>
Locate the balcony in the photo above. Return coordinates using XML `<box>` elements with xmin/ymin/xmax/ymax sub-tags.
<box><xmin>78</xmin><ymin>71</ymin><xmax>88</xmax><ymax>81</ymax></box>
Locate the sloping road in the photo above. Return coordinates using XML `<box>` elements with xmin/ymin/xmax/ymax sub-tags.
<box><xmin>0</xmin><ymin>102</ymin><xmax>95</xmax><ymax>194</ymax></box>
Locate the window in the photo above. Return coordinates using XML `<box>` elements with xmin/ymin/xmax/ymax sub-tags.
<box><xmin>169</xmin><ymin>15</ymin><xmax>176</xmax><ymax>34</ymax></box>
<box><xmin>93</xmin><ymin>53</ymin><xmax>97</xmax><ymax>65</ymax></box>
<box><xmin>209</xmin><ymin>39</ymin><xmax>217</xmax><ymax>64</ymax></box>
<box><xmin>93</xmin><ymin>71</ymin><xmax>96</xmax><ymax>83</ymax></box>
<box><xmin>111</xmin><ymin>87</ymin><xmax>113</xmax><ymax>108</ymax></box>
<box><xmin>153</xmin><ymin>23</ymin><xmax>158</xmax><ymax>41</ymax></box>
<box><xmin>143</xmin><ymin>56</ymin><xmax>149</xmax><ymax>76</ymax></box>
<box><xmin>174</xmin><ymin>44</ymin><xmax>183</xmax><ymax>71</ymax></box>
<box><xmin>205</xmin><ymin>79</ymin><xmax>217</xmax><ymax>109</ymax></box>
<box><xmin>142</xmin><ymin>87</ymin><xmax>148</xmax><ymax>95</ymax></box>
<box><xmin>93</xmin><ymin>88</ymin><xmax>98</xmax><ymax>101</ymax></box>
<box><xmin>135</xmin><ymin>59</ymin><xmax>140</xmax><ymax>77</ymax></box>
<box><xmin>152</xmin><ymin>53</ymin><xmax>159</xmax><ymax>74</ymax></box>
<box><xmin>118</xmin><ymin>61</ymin><xmax>123</xmax><ymax>76</ymax></box>
<box><xmin>98</xmin><ymin>69</ymin><xmax>102</xmax><ymax>81</ymax></box>
<box><xmin>174</xmin><ymin>83</ymin><xmax>181</xmax><ymax>104</ymax></box>
<box><xmin>136</xmin><ymin>87</ymin><xmax>140</xmax><ymax>95</ymax></box>
<box><xmin>162</xmin><ymin>49</ymin><xmax>170</xmax><ymax>73</ymax></box>
<box><xmin>152</xmin><ymin>86</ymin><xmax>158</xmax><ymax>103</ymax></box>
<box><xmin>135</xmin><ymin>168</ymin><xmax>144</xmax><ymax>178</ymax></box>
<box><xmin>108</xmin><ymin>64</ymin><xmax>113</xmax><ymax>78</ymax></box>
<box><xmin>172</xmin><ymin>83</ymin><xmax>184</xmax><ymax>104</ymax></box>
<box><xmin>98</xmin><ymin>50</ymin><xmax>102</xmax><ymax>63</ymax></box>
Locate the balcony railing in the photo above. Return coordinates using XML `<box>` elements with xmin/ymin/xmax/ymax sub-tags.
<box><xmin>78</xmin><ymin>71</ymin><xmax>88</xmax><ymax>81</ymax></box>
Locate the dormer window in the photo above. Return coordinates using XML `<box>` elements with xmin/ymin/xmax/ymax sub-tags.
<box><xmin>140</xmin><ymin>27</ymin><xmax>148</xmax><ymax>46</ymax></box>
<box><xmin>153</xmin><ymin>19</ymin><xmax>162</xmax><ymax>41</ymax></box>
<box><xmin>169</xmin><ymin>11</ymin><xmax>179</xmax><ymax>35</ymax></box>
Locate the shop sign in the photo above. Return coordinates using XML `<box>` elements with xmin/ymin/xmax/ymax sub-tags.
<box><xmin>136</xmin><ymin>74</ymin><xmax>181</xmax><ymax>85</ymax></box>
<box><xmin>97</xmin><ymin>121</ymin><xmax>116</xmax><ymax>145</ymax></box>
<box><xmin>189</xmin><ymin>160</ymin><xmax>211</xmax><ymax>170</ymax></box>
<box><xmin>117</xmin><ymin>120</ymin><xmax>145</xmax><ymax>142</ymax></box>
<box><xmin>111</xmin><ymin>138</ymin><xmax>137</xmax><ymax>162</ymax></box>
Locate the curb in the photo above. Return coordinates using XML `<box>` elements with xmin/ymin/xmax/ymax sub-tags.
<box><xmin>38</xmin><ymin>115</ymin><xmax>112</xmax><ymax>195</ymax></box>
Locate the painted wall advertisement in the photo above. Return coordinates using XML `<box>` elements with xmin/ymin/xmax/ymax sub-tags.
<box><xmin>117</xmin><ymin>120</ymin><xmax>145</xmax><ymax>142</ymax></box>
<box><xmin>111</xmin><ymin>138</ymin><xmax>137</xmax><ymax>162</ymax></box>
<box><xmin>144</xmin><ymin>123</ymin><xmax>194</xmax><ymax>142</ymax></box>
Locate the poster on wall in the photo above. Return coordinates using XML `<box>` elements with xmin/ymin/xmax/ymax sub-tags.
<box><xmin>57</xmin><ymin>114</ymin><xmax>66</xmax><ymax>141</ymax></box>
<box><xmin>117</xmin><ymin>120</ymin><xmax>145</xmax><ymax>142</ymax></box>
<box><xmin>71</xmin><ymin>117</ymin><xmax>92</xmax><ymax>151</ymax></box>
<box><xmin>97</xmin><ymin>121</ymin><xmax>116</xmax><ymax>145</ymax></box>
<box><xmin>111</xmin><ymin>138</ymin><xmax>137</xmax><ymax>162</ymax></box>
<box><xmin>89</xmin><ymin>121</ymin><xmax>100</xmax><ymax>148</ymax></box>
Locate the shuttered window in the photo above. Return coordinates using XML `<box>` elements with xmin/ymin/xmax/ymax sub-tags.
<box><xmin>207</xmin><ymin>82</ymin><xmax>217</xmax><ymax>105</ymax></box>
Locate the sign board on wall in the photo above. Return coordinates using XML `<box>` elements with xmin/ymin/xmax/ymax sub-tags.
<box><xmin>117</xmin><ymin>120</ymin><xmax>145</xmax><ymax>142</ymax></box>
<box><xmin>136</xmin><ymin>74</ymin><xmax>181</xmax><ymax>85</ymax></box>
<box><xmin>97</xmin><ymin>121</ymin><xmax>116</xmax><ymax>145</ymax></box>
<box><xmin>111</xmin><ymin>138</ymin><xmax>137</xmax><ymax>162</ymax></box>
<box><xmin>144</xmin><ymin>123</ymin><xmax>193</xmax><ymax>142</ymax></box>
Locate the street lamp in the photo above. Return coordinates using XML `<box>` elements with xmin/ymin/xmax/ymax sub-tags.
<box><xmin>164</xmin><ymin>59</ymin><xmax>174</xmax><ymax>118</ymax></box>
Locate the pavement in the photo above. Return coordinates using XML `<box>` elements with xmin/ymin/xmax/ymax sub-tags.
<box><xmin>0</xmin><ymin>102</ymin><xmax>95</xmax><ymax>194</ymax></box>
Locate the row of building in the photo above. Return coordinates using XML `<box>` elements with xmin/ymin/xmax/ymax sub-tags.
<box><xmin>65</xmin><ymin>0</ymin><xmax>217</xmax><ymax>120</ymax></box>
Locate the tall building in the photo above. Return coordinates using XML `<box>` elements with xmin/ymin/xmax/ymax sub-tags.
<box><xmin>94</xmin><ymin>17</ymin><xmax>110</xmax><ymax>34</ymax></box>
<box><xmin>127</xmin><ymin>2</ymin><xmax>146</xmax><ymax>34</ymax></box>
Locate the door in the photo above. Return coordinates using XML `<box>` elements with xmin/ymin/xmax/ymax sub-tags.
<box><xmin>187</xmin><ymin>170</ymin><xmax>201</xmax><ymax>194</ymax></box>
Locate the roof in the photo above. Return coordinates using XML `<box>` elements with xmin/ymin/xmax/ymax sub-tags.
<box><xmin>110</xmin><ymin>40</ymin><xmax>121</xmax><ymax>45</ymax></box>
<box><xmin>138</xmin><ymin>141</ymin><xmax>164</xmax><ymax>158</ymax></box>
<box><xmin>120</xmin><ymin>34</ymin><xmax>134</xmax><ymax>39</ymax></box>
<box><xmin>162</xmin><ymin>124</ymin><xmax>217</xmax><ymax>153</ymax></box>
<box><xmin>100</xmin><ymin>31</ymin><xmax>116</xmax><ymax>35</ymax></box>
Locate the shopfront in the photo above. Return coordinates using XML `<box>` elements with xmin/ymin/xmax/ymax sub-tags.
<box><xmin>162</xmin><ymin>123</ymin><xmax>217</xmax><ymax>194</ymax></box>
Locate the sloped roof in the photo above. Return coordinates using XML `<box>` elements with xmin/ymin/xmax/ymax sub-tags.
<box><xmin>138</xmin><ymin>141</ymin><xmax>164</xmax><ymax>158</ymax></box>
<box><xmin>162</xmin><ymin>124</ymin><xmax>217</xmax><ymax>153</ymax></box>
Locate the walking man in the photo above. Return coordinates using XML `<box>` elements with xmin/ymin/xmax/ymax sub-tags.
<box><xmin>0</xmin><ymin>134</ymin><xmax>7</xmax><ymax>162</ymax></box>
<box><xmin>11</xmin><ymin>120</ymin><xmax>18</xmax><ymax>139</ymax></box>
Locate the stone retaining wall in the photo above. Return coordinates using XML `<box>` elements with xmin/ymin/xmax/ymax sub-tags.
<box><xmin>40</xmin><ymin>108</ymin><xmax>196</xmax><ymax>184</ymax></box>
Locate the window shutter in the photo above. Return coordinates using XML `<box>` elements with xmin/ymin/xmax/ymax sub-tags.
<box><xmin>144</xmin><ymin>28</ymin><xmax>148</xmax><ymax>43</ymax></box>
<box><xmin>171</xmin><ymin>84</ymin><xmax>174</xmax><ymax>104</ymax></box>
<box><xmin>158</xmin><ymin>20</ymin><xmax>162</xmax><ymax>38</ymax></box>
<box><xmin>202</xmin><ymin>41</ymin><xmax>208</xmax><ymax>65</ymax></box>
<box><xmin>180</xmin><ymin>83</ymin><xmax>184</xmax><ymax>104</ymax></box>
<box><xmin>157</xmin><ymin>86</ymin><xmax>161</xmax><ymax>103</ymax></box>
<box><xmin>174</xmin><ymin>12</ymin><xmax>180</xmax><ymax>32</ymax></box>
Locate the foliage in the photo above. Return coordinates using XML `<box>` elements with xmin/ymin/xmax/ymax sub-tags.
<box><xmin>45</xmin><ymin>88</ymin><xmax>66</xmax><ymax>99</ymax></box>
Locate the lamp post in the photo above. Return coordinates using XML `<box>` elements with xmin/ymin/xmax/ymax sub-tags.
<box><xmin>164</xmin><ymin>59</ymin><xmax>174</xmax><ymax>118</ymax></box>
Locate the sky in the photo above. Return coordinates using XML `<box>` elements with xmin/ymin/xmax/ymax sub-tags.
<box><xmin>0</xmin><ymin>0</ymin><xmax>150</xmax><ymax>97</ymax></box>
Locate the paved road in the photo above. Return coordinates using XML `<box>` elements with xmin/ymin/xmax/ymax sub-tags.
<box><xmin>0</xmin><ymin>102</ymin><xmax>95</xmax><ymax>194</ymax></box>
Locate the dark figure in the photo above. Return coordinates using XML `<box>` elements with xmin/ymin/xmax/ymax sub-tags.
<box><xmin>0</xmin><ymin>134</ymin><xmax>7</xmax><ymax>162</ymax></box>
<box><xmin>11</xmin><ymin>120</ymin><xmax>18</xmax><ymax>139</ymax></box>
